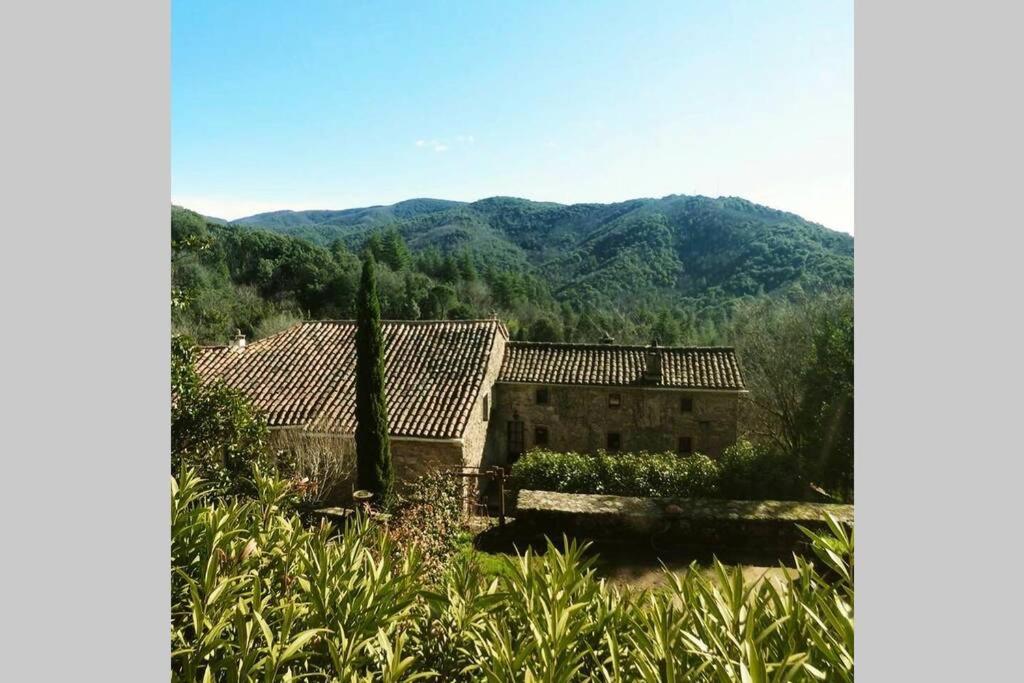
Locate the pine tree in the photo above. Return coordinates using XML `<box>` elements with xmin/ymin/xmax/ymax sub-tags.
<box><xmin>355</xmin><ymin>254</ymin><xmax>394</xmax><ymax>507</ymax></box>
<box><xmin>381</xmin><ymin>229</ymin><xmax>411</xmax><ymax>270</ymax></box>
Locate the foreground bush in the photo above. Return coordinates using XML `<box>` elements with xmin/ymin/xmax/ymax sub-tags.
<box><xmin>510</xmin><ymin>449</ymin><xmax>721</xmax><ymax>498</ymax></box>
<box><xmin>172</xmin><ymin>469</ymin><xmax>853</xmax><ymax>681</ymax></box>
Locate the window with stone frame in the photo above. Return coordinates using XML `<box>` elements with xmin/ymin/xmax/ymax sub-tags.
<box><xmin>678</xmin><ymin>436</ymin><xmax>693</xmax><ymax>454</ymax></box>
<box><xmin>680</xmin><ymin>396</ymin><xmax>694</xmax><ymax>413</ymax></box>
<box><xmin>606</xmin><ymin>432</ymin><xmax>622</xmax><ymax>451</ymax></box>
<box><xmin>534</xmin><ymin>425</ymin><xmax>549</xmax><ymax>447</ymax></box>
<box><xmin>608</xmin><ymin>392</ymin><xmax>621</xmax><ymax>408</ymax></box>
<box><xmin>535</xmin><ymin>387</ymin><xmax>550</xmax><ymax>405</ymax></box>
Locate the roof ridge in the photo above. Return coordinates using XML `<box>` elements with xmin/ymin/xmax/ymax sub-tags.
<box><xmin>507</xmin><ymin>341</ymin><xmax>737</xmax><ymax>352</ymax></box>
<box><xmin>300</xmin><ymin>318</ymin><xmax>504</xmax><ymax>325</ymax></box>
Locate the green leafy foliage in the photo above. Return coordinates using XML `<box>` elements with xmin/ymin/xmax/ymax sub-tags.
<box><xmin>795</xmin><ymin>298</ymin><xmax>854</xmax><ymax>499</ymax></box>
<box><xmin>510</xmin><ymin>449</ymin><xmax>722</xmax><ymax>499</ymax></box>
<box><xmin>730</xmin><ymin>294</ymin><xmax>854</xmax><ymax>501</ymax></box>
<box><xmin>172</xmin><ymin>469</ymin><xmax>854</xmax><ymax>681</ymax></box>
<box><xmin>354</xmin><ymin>255</ymin><xmax>395</xmax><ymax>508</ymax></box>
<box><xmin>171</xmin><ymin>336</ymin><xmax>278</xmax><ymax>497</ymax></box>
<box><xmin>717</xmin><ymin>439</ymin><xmax>804</xmax><ymax>501</ymax></box>
<box><xmin>513</xmin><ymin>445</ymin><xmax>811</xmax><ymax>501</ymax></box>
<box><xmin>173</xmin><ymin>193</ymin><xmax>853</xmax><ymax>347</ymax></box>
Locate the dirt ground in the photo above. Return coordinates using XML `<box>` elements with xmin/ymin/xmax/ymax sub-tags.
<box><xmin>592</xmin><ymin>551</ymin><xmax>797</xmax><ymax>590</ymax></box>
<box><xmin>472</xmin><ymin>521</ymin><xmax>800</xmax><ymax>590</ymax></box>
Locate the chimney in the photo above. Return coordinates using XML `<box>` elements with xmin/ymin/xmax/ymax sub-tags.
<box><xmin>643</xmin><ymin>341</ymin><xmax>662</xmax><ymax>383</ymax></box>
<box><xmin>232</xmin><ymin>329</ymin><xmax>246</xmax><ymax>352</ymax></box>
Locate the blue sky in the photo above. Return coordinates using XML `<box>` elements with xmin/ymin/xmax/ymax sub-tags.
<box><xmin>172</xmin><ymin>1</ymin><xmax>853</xmax><ymax>233</ymax></box>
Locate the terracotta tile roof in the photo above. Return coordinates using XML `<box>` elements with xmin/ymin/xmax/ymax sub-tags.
<box><xmin>498</xmin><ymin>342</ymin><xmax>745</xmax><ymax>390</ymax></box>
<box><xmin>194</xmin><ymin>320</ymin><xmax>506</xmax><ymax>439</ymax></box>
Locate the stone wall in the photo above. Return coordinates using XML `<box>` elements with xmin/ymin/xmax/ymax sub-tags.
<box><xmin>462</xmin><ymin>330</ymin><xmax>508</xmax><ymax>470</ymax></box>
<box><xmin>514</xmin><ymin>489</ymin><xmax>854</xmax><ymax>553</ymax></box>
<box><xmin>268</xmin><ymin>428</ymin><xmax>464</xmax><ymax>503</ymax></box>
<box><xmin>489</xmin><ymin>382</ymin><xmax>742</xmax><ymax>462</ymax></box>
<box><xmin>391</xmin><ymin>437</ymin><xmax>465</xmax><ymax>487</ymax></box>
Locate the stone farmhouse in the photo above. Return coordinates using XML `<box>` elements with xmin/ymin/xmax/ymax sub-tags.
<box><xmin>196</xmin><ymin>319</ymin><xmax>746</xmax><ymax>493</ymax></box>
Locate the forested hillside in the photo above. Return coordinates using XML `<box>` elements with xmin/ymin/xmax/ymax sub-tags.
<box><xmin>174</xmin><ymin>194</ymin><xmax>852</xmax><ymax>345</ymax></box>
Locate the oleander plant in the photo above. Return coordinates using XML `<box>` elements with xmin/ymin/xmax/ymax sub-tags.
<box><xmin>171</xmin><ymin>468</ymin><xmax>853</xmax><ymax>682</ymax></box>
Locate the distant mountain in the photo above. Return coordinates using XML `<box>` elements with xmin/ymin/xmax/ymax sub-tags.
<box><xmin>233</xmin><ymin>195</ymin><xmax>852</xmax><ymax>306</ymax></box>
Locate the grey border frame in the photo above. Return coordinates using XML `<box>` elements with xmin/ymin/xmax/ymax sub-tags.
<box><xmin>2</xmin><ymin>0</ymin><xmax>1023</xmax><ymax>679</ymax></box>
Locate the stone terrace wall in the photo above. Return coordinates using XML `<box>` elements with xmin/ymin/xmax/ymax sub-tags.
<box><xmin>514</xmin><ymin>489</ymin><xmax>853</xmax><ymax>553</ymax></box>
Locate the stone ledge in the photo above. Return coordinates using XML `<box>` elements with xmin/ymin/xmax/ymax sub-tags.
<box><xmin>516</xmin><ymin>490</ymin><xmax>853</xmax><ymax>524</ymax></box>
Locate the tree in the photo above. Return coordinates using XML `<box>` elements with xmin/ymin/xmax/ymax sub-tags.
<box><xmin>456</xmin><ymin>250</ymin><xmax>477</xmax><ymax>281</ymax></box>
<box><xmin>380</xmin><ymin>229</ymin><xmax>411</xmax><ymax>271</ymax></box>
<box><xmin>651</xmin><ymin>309</ymin><xmax>683</xmax><ymax>345</ymax></box>
<box><xmin>354</xmin><ymin>254</ymin><xmax>395</xmax><ymax>507</ymax></box>
<box><xmin>423</xmin><ymin>284</ymin><xmax>457</xmax><ymax>319</ymax></box>
<box><xmin>729</xmin><ymin>296</ymin><xmax>823</xmax><ymax>454</ymax></box>
<box><xmin>796</xmin><ymin>297</ymin><xmax>854</xmax><ymax>499</ymax></box>
<box><xmin>527</xmin><ymin>316</ymin><xmax>562</xmax><ymax>342</ymax></box>
<box><xmin>729</xmin><ymin>293</ymin><xmax>854</xmax><ymax>502</ymax></box>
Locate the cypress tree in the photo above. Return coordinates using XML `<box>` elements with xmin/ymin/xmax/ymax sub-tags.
<box><xmin>355</xmin><ymin>254</ymin><xmax>394</xmax><ymax>507</ymax></box>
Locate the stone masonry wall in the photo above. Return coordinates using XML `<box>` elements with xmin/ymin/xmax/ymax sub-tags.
<box><xmin>461</xmin><ymin>330</ymin><xmax>508</xmax><ymax>470</ymax></box>
<box><xmin>268</xmin><ymin>428</ymin><xmax>464</xmax><ymax>503</ymax></box>
<box><xmin>489</xmin><ymin>383</ymin><xmax>741</xmax><ymax>463</ymax></box>
<box><xmin>390</xmin><ymin>438</ymin><xmax>465</xmax><ymax>488</ymax></box>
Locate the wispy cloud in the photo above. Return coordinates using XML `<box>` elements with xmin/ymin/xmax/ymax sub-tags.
<box><xmin>414</xmin><ymin>135</ymin><xmax>474</xmax><ymax>152</ymax></box>
<box><xmin>415</xmin><ymin>139</ymin><xmax>448</xmax><ymax>152</ymax></box>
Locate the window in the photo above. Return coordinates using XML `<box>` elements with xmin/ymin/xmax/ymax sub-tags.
<box><xmin>608</xmin><ymin>392</ymin><xmax>621</xmax><ymax>408</ymax></box>
<box><xmin>534</xmin><ymin>426</ymin><xmax>549</xmax><ymax>447</ymax></box>
<box><xmin>482</xmin><ymin>394</ymin><xmax>489</xmax><ymax>421</ymax></box>
<box><xmin>507</xmin><ymin>421</ymin><xmax>525</xmax><ymax>462</ymax></box>
<box><xmin>680</xmin><ymin>397</ymin><xmax>694</xmax><ymax>413</ymax></box>
<box><xmin>536</xmin><ymin>387</ymin><xmax>550</xmax><ymax>405</ymax></box>
<box><xmin>607</xmin><ymin>432</ymin><xmax>621</xmax><ymax>451</ymax></box>
<box><xmin>678</xmin><ymin>436</ymin><xmax>693</xmax><ymax>454</ymax></box>
<box><xmin>699</xmin><ymin>420</ymin><xmax>710</xmax><ymax>433</ymax></box>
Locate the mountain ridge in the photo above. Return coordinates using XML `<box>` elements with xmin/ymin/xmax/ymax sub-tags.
<box><xmin>172</xmin><ymin>193</ymin><xmax>851</xmax><ymax>345</ymax></box>
<box><xmin>225</xmin><ymin>194</ymin><xmax>851</xmax><ymax>309</ymax></box>
<box><xmin>231</xmin><ymin>194</ymin><xmax>848</xmax><ymax>237</ymax></box>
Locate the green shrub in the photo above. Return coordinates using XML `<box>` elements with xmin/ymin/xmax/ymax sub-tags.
<box><xmin>512</xmin><ymin>444</ymin><xmax>811</xmax><ymax>501</ymax></box>
<box><xmin>172</xmin><ymin>468</ymin><xmax>854</xmax><ymax>681</ymax></box>
<box><xmin>171</xmin><ymin>335</ymin><xmax>284</xmax><ymax>498</ymax></box>
<box><xmin>508</xmin><ymin>449</ymin><xmax>603</xmax><ymax>493</ymax></box>
<box><xmin>512</xmin><ymin>449</ymin><xmax>721</xmax><ymax>498</ymax></box>
<box><xmin>718</xmin><ymin>439</ymin><xmax>804</xmax><ymax>500</ymax></box>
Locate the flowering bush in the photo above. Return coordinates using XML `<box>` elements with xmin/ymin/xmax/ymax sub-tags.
<box><xmin>387</xmin><ymin>471</ymin><xmax>464</xmax><ymax>575</ymax></box>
